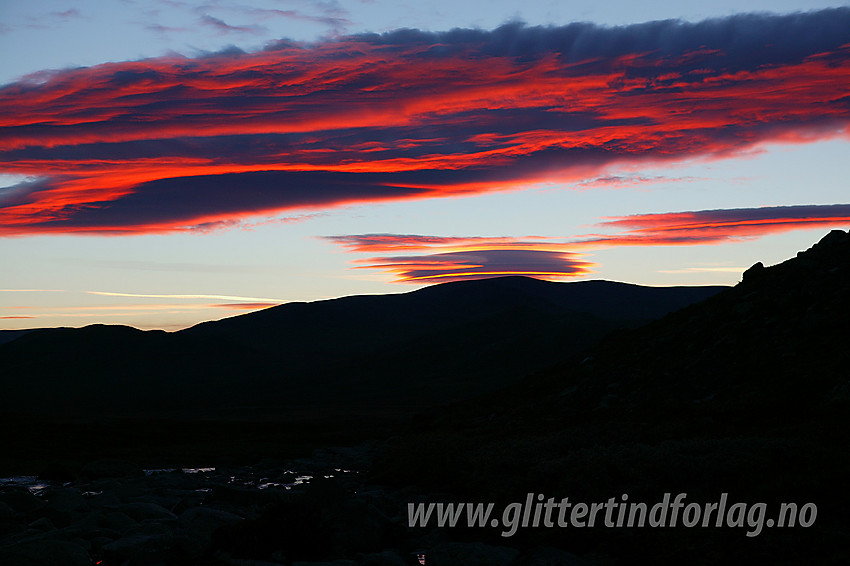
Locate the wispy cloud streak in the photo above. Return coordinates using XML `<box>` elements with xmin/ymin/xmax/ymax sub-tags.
<box><xmin>328</xmin><ymin>203</ymin><xmax>850</xmax><ymax>282</ymax></box>
<box><xmin>1</xmin><ymin>10</ymin><xmax>849</xmax><ymax>235</ymax></box>
<box><xmin>325</xmin><ymin>234</ymin><xmax>550</xmax><ymax>253</ymax></box>
<box><xmin>86</xmin><ymin>291</ymin><xmax>287</xmax><ymax>301</ymax></box>
<box><xmin>590</xmin><ymin>203</ymin><xmax>850</xmax><ymax>245</ymax></box>
<box><xmin>209</xmin><ymin>302</ymin><xmax>279</xmax><ymax>310</ymax></box>
<box><xmin>574</xmin><ymin>174</ymin><xmax>704</xmax><ymax>189</ymax></box>
<box><xmin>242</xmin><ymin>7</ymin><xmax>350</xmax><ymax>29</ymax></box>
<box><xmin>199</xmin><ymin>14</ymin><xmax>266</xmax><ymax>35</ymax></box>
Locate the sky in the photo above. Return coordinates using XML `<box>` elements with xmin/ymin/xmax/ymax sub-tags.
<box><xmin>1</xmin><ymin>0</ymin><xmax>849</xmax><ymax>331</ymax></box>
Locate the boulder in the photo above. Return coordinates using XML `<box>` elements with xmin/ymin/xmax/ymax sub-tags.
<box><xmin>0</xmin><ymin>486</ymin><xmax>45</xmax><ymax>514</ymax></box>
<box><xmin>0</xmin><ymin>500</ymin><xmax>16</xmax><ymax>520</ymax></box>
<box><xmin>178</xmin><ymin>506</ymin><xmax>244</xmax><ymax>557</ymax></box>
<box><xmin>102</xmin><ymin>531</ymin><xmax>171</xmax><ymax>564</ymax></box>
<box><xmin>291</xmin><ymin>560</ymin><xmax>357</xmax><ymax>566</ymax></box>
<box><xmin>514</xmin><ymin>546</ymin><xmax>588</xmax><ymax>565</ymax></box>
<box><xmin>360</xmin><ymin>550</ymin><xmax>408</xmax><ymax>566</ymax></box>
<box><xmin>42</xmin><ymin>486</ymin><xmax>90</xmax><ymax>513</ymax></box>
<box><xmin>427</xmin><ymin>541</ymin><xmax>519</xmax><ymax>566</ymax></box>
<box><xmin>0</xmin><ymin>539</ymin><xmax>90</xmax><ymax>566</ymax></box>
<box><xmin>120</xmin><ymin>501</ymin><xmax>177</xmax><ymax>522</ymax></box>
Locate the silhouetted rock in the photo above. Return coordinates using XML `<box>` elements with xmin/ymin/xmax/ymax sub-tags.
<box><xmin>514</xmin><ymin>546</ymin><xmax>588</xmax><ymax>566</ymax></box>
<box><xmin>179</xmin><ymin>506</ymin><xmax>244</xmax><ymax>557</ymax></box>
<box><xmin>359</xmin><ymin>550</ymin><xmax>408</xmax><ymax>566</ymax></box>
<box><xmin>0</xmin><ymin>329</ymin><xmax>37</xmax><ymax>345</ymax></box>
<box><xmin>427</xmin><ymin>541</ymin><xmax>519</xmax><ymax>565</ymax></box>
<box><xmin>101</xmin><ymin>510</ymin><xmax>138</xmax><ymax>532</ymax></box>
<box><xmin>741</xmin><ymin>260</ymin><xmax>764</xmax><ymax>282</ymax></box>
<box><xmin>0</xmin><ymin>539</ymin><xmax>90</xmax><ymax>566</ymax></box>
<box><xmin>290</xmin><ymin>561</ymin><xmax>357</xmax><ymax>566</ymax></box>
<box><xmin>26</xmin><ymin>516</ymin><xmax>55</xmax><ymax>531</ymax></box>
<box><xmin>120</xmin><ymin>501</ymin><xmax>177</xmax><ymax>522</ymax></box>
<box><xmin>0</xmin><ymin>486</ymin><xmax>44</xmax><ymax>514</ymax></box>
<box><xmin>102</xmin><ymin>531</ymin><xmax>171</xmax><ymax>564</ymax></box>
<box><xmin>2</xmin><ymin>232</ymin><xmax>846</xmax><ymax>565</ymax></box>
<box><xmin>375</xmin><ymin>231</ymin><xmax>850</xmax><ymax>565</ymax></box>
<box><xmin>0</xmin><ymin>277</ymin><xmax>724</xmax><ymax>426</ymax></box>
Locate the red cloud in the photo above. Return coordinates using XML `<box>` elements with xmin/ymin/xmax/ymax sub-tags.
<box><xmin>590</xmin><ymin>203</ymin><xmax>850</xmax><ymax>246</ymax></box>
<box><xmin>328</xmin><ymin>235</ymin><xmax>593</xmax><ymax>283</ymax></box>
<box><xmin>324</xmin><ymin>234</ymin><xmax>551</xmax><ymax>253</ymax></box>
<box><xmin>1</xmin><ymin>13</ymin><xmax>850</xmax><ymax>235</ymax></box>
<box><xmin>327</xmin><ymin>204</ymin><xmax>850</xmax><ymax>283</ymax></box>
<box><xmin>355</xmin><ymin>249</ymin><xmax>594</xmax><ymax>283</ymax></box>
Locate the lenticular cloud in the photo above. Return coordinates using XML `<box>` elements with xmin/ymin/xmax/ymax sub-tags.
<box><xmin>1</xmin><ymin>9</ymin><xmax>849</xmax><ymax>235</ymax></box>
<box><xmin>326</xmin><ymin>203</ymin><xmax>850</xmax><ymax>282</ymax></box>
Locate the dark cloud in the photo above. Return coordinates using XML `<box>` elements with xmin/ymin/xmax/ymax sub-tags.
<box><xmin>199</xmin><ymin>15</ymin><xmax>265</xmax><ymax>35</ymax></box>
<box><xmin>327</xmin><ymin>203</ymin><xmax>850</xmax><ymax>283</ymax></box>
<box><xmin>245</xmin><ymin>7</ymin><xmax>350</xmax><ymax>29</ymax></box>
<box><xmin>350</xmin><ymin>10</ymin><xmax>850</xmax><ymax>68</ymax></box>
<box><xmin>589</xmin><ymin>203</ymin><xmax>850</xmax><ymax>245</ymax></box>
<box><xmin>1</xmin><ymin>10</ymin><xmax>849</xmax><ymax>234</ymax></box>
<box><xmin>146</xmin><ymin>23</ymin><xmax>189</xmax><ymax>35</ymax></box>
<box><xmin>361</xmin><ymin>249</ymin><xmax>593</xmax><ymax>283</ymax></box>
<box><xmin>1</xmin><ymin>171</ymin><xmax>428</xmax><ymax>234</ymax></box>
<box><xmin>51</xmin><ymin>9</ymin><xmax>82</xmax><ymax>21</ymax></box>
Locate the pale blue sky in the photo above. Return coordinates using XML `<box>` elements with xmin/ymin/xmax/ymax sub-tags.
<box><xmin>1</xmin><ymin>0</ymin><xmax>848</xmax><ymax>330</ymax></box>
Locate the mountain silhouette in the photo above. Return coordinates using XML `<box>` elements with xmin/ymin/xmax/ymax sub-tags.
<box><xmin>538</xmin><ymin>228</ymin><xmax>850</xmax><ymax>415</ymax></box>
<box><xmin>375</xmin><ymin>230</ymin><xmax>850</xmax><ymax>565</ymax></box>
<box><xmin>2</xmin><ymin>232</ymin><xmax>847</xmax><ymax>565</ymax></box>
<box><xmin>0</xmin><ymin>277</ymin><xmax>723</xmax><ymax>420</ymax></box>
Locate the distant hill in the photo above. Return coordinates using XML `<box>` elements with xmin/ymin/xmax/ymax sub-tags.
<box><xmin>375</xmin><ymin>230</ymin><xmax>850</xmax><ymax>565</ymax></box>
<box><xmin>0</xmin><ymin>329</ymin><xmax>37</xmax><ymax>345</ymax></box>
<box><xmin>0</xmin><ymin>277</ymin><xmax>724</xmax><ymax>420</ymax></box>
<box><xmin>536</xmin><ymin>228</ymin><xmax>850</xmax><ymax>417</ymax></box>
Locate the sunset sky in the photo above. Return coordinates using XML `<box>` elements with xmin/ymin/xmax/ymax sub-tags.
<box><xmin>1</xmin><ymin>0</ymin><xmax>849</xmax><ymax>330</ymax></box>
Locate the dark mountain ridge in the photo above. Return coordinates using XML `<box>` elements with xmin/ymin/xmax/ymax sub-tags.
<box><xmin>0</xmin><ymin>277</ymin><xmax>724</xmax><ymax>420</ymax></box>
<box><xmin>1</xmin><ymin>233</ymin><xmax>847</xmax><ymax>565</ymax></box>
<box><xmin>545</xmin><ymin>228</ymin><xmax>850</xmax><ymax>416</ymax></box>
<box><xmin>375</xmin><ymin>230</ymin><xmax>850</xmax><ymax>565</ymax></box>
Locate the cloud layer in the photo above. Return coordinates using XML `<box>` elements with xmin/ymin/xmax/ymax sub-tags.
<box><xmin>592</xmin><ymin>203</ymin><xmax>850</xmax><ymax>245</ymax></box>
<box><xmin>328</xmin><ymin>203</ymin><xmax>850</xmax><ymax>282</ymax></box>
<box><xmin>354</xmin><ymin>249</ymin><xmax>594</xmax><ymax>283</ymax></box>
<box><xmin>1</xmin><ymin>10</ymin><xmax>849</xmax><ymax>235</ymax></box>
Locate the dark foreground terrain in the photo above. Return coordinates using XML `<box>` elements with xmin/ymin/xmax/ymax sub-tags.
<box><xmin>374</xmin><ymin>230</ymin><xmax>850</xmax><ymax>564</ymax></box>
<box><xmin>0</xmin><ymin>275</ymin><xmax>723</xmax><ymax>470</ymax></box>
<box><xmin>1</xmin><ymin>231</ymin><xmax>849</xmax><ymax>565</ymax></box>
